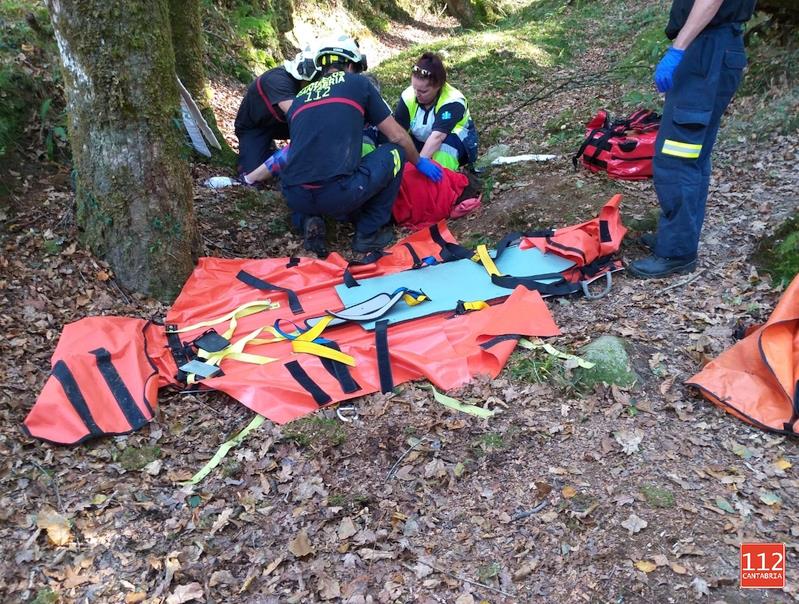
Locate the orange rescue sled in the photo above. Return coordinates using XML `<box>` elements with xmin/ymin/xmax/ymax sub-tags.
<box><xmin>688</xmin><ymin>273</ymin><xmax>799</xmax><ymax>433</ymax></box>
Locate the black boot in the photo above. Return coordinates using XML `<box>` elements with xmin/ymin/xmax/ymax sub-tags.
<box><xmin>303</xmin><ymin>216</ymin><xmax>328</xmax><ymax>256</ymax></box>
<box><xmin>352</xmin><ymin>226</ymin><xmax>395</xmax><ymax>253</ymax></box>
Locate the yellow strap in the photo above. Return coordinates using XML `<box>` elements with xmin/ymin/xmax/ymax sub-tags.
<box><xmin>517</xmin><ymin>337</ymin><xmax>595</xmax><ymax>369</ymax></box>
<box><xmin>296</xmin><ymin>315</ymin><xmax>334</xmax><ymax>342</ymax></box>
<box><xmin>403</xmin><ymin>293</ymin><xmax>428</xmax><ymax>306</ymax></box>
<box><xmin>218</xmin><ymin>351</ymin><xmax>277</xmax><ymax>364</ymax></box>
<box><xmin>181</xmin><ymin>415</ymin><xmax>266</xmax><ymax>485</ymax></box>
<box><xmin>462</xmin><ymin>300</ymin><xmax>489</xmax><ymax>312</ymax></box>
<box><xmin>169</xmin><ymin>300</ymin><xmax>280</xmax><ymax>334</ymax></box>
<box><xmin>292</xmin><ymin>340</ymin><xmax>356</xmax><ymax>366</ymax></box>
<box><xmin>474</xmin><ymin>244</ymin><xmax>503</xmax><ymax>277</ymax></box>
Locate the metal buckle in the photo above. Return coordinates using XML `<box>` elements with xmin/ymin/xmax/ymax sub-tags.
<box><xmin>336</xmin><ymin>404</ymin><xmax>359</xmax><ymax>423</ymax></box>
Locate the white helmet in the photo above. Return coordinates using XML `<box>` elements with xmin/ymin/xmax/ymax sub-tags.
<box><xmin>314</xmin><ymin>35</ymin><xmax>367</xmax><ymax>72</ymax></box>
<box><xmin>284</xmin><ymin>46</ymin><xmax>318</xmax><ymax>81</ymax></box>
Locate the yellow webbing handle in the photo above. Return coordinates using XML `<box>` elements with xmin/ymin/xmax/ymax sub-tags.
<box><xmin>402</xmin><ymin>293</ymin><xmax>428</xmax><ymax>306</ymax></box>
<box><xmin>169</xmin><ymin>300</ymin><xmax>280</xmax><ymax>334</ymax></box>
<box><xmin>474</xmin><ymin>244</ymin><xmax>503</xmax><ymax>277</ymax></box>
<box><xmin>462</xmin><ymin>300</ymin><xmax>489</xmax><ymax>312</ymax></box>
<box><xmin>292</xmin><ymin>340</ymin><xmax>356</xmax><ymax>366</ymax></box>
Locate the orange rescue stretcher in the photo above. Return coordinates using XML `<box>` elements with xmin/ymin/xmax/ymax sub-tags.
<box><xmin>24</xmin><ymin>197</ymin><xmax>627</xmax><ymax>444</ymax></box>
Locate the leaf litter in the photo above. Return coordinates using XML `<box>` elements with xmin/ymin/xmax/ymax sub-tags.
<box><xmin>2</xmin><ymin>2</ymin><xmax>799</xmax><ymax>602</ymax></box>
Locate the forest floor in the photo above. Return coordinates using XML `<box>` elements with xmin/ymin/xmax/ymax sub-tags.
<box><xmin>2</xmin><ymin>1</ymin><xmax>799</xmax><ymax>603</ymax></box>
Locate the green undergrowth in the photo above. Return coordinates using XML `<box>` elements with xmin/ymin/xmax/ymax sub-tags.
<box><xmin>374</xmin><ymin>0</ymin><xmax>670</xmax><ymax>152</ymax></box>
<box><xmin>283</xmin><ymin>416</ymin><xmax>348</xmax><ymax>449</ymax></box>
<box><xmin>202</xmin><ymin>0</ymin><xmax>438</xmax><ymax>84</ymax></box>
<box><xmin>0</xmin><ymin>1</ymin><xmax>58</xmax><ymax>161</ymax></box>
<box><xmin>725</xmin><ymin>23</ymin><xmax>799</xmax><ymax>141</ymax></box>
<box><xmin>753</xmin><ymin>210</ymin><xmax>799</xmax><ymax>287</ymax></box>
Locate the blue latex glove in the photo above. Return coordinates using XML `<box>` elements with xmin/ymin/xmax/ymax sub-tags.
<box><xmin>654</xmin><ymin>46</ymin><xmax>685</xmax><ymax>93</ymax></box>
<box><xmin>416</xmin><ymin>157</ymin><xmax>443</xmax><ymax>183</ymax></box>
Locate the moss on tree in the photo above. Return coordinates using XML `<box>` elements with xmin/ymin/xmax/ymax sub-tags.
<box><xmin>46</xmin><ymin>0</ymin><xmax>199</xmax><ymax>301</ymax></box>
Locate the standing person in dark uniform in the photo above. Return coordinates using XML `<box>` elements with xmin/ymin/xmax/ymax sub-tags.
<box><xmin>280</xmin><ymin>35</ymin><xmax>443</xmax><ymax>255</ymax></box>
<box><xmin>629</xmin><ymin>0</ymin><xmax>757</xmax><ymax>278</ymax></box>
<box><xmin>234</xmin><ymin>48</ymin><xmax>318</xmax><ymax>185</ymax></box>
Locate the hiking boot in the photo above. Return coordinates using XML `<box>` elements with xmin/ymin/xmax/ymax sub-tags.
<box><xmin>639</xmin><ymin>232</ymin><xmax>656</xmax><ymax>251</ymax></box>
<box><xmin>628</xmin><ymin>254</ymin><xmax>697</xmax><ymax>279</ymax></box>
<box><xmin>303</xmin><ymin>216</ymin><xmax>328</xmax><ymax>256</ymax></box>
<box><xmin>352</xmin><ymin>226</ymin><xmax>395</xmax><ymax>253</ymax></box>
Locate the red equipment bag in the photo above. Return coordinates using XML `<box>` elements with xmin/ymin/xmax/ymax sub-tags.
<box><xmin>572</xmin><ymin>108</ymin><xmax>660</xmax><ymax>180</ymax></box>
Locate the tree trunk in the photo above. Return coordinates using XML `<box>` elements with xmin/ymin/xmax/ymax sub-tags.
<box><xmin>169</xmin><ymin>0</ymin><xmax>236</xmax><ymax>166</ymax></box>
<box><xmin>46</xmin><ymin>0</ymin><xmax>199</xmax><ymax>301</ymax></box>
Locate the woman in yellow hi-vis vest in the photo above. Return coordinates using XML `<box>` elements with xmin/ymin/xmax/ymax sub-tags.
<box><xmin>393</xmin><ymin>52</ymin><xmax>479</xmax><ymax>171</ymax></box>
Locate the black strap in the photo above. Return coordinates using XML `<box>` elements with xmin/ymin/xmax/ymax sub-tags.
<box><xmin>480</xmin><ymin>334</ymin><xmax>521</xmax><ymax>350</ymax></box>
<box><xmin>91</xmin><ymin>348</ymin><xmax>150</xmax><ymax>429</ymax></box>
<box><xmin>578</xmin><ymin>255</ymin><xmax>615</xmax><ymax>279</ymax></box>
<box><xmin>787</xmin><ymin>379</ymin><xmax>799</xmax><ymax>432</ymax></box>
<box><xmin>52</xmin><ymin>361</ymin><xmax>102</xmax><ymax>437</ymax></box>
<box><xmin>237</xmin><ymin>270</ymin><xmax>303</xmax><ymax>315</ymax></box>
<box><xmin>403</xmin><ymin>243</ymin><xmax>423</xmax><ymax>268</ymax></box>
<box><xmin>285</xmin><ymin>361</ymin><xmax>331</xmax><ymax>406</ymax></box>
<box><xmin>343</xmin><ymin>250</ymin><xmax>388</xmax><ymax>288</ymax></box>
<box><xmin>165</xmin><ymin>324</ymin><xmax>192</xmax><ymax>382</ymax></box>
<box><xmin>319</xmin><ymin>342</ymin><xmax>361</xmax><ymax>394</ymax></box>
<box><xmin>572</xmin><ymin>126</ymin><xmax>605</xmax><ymax>169</ymax></box>
<box><xmin>545</xmin><ymin>236</ymin><xmax>587</xmax><ymax>264</ymax></box>
<box><xmin>286</xmin><ymin>257</ymin><xmax>300</xmax><ymax>268</ymax></box>
<box><xmin>429</xmin><ymin>224</ymin><xmax>473</xmax><ymax>262</ymax></box>
<box><xmin>599</xmin><ymin>219</ymin><xmax>612</xmax><ymax>243</ymax></box>
<box><xmin>491</xmin><ymin>273</ymin><xmax>580</xmax><ymax>296</ymax></box>
<box><xmin>375</xmin><ymin>320</ymin><xmax>394</xmax><ymax>393</ymax></box>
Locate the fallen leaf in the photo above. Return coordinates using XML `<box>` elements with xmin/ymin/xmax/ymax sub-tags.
<box><xmin>774</xmin><ymin>458</ymin><xmax>792</xmax><ymax>471</ymax></box>
<box><xmin>395</xmin><ymin>465</ymin><xmax>415</xmax><ymax>481</ymax></box>
<box><xmin>562</xmin><ymin>486</ymin><xmax>577</xmax><ymax>499</ymax></box>
<box><xmin>759</xmin><ymin>491</ymin><xmax>782</xmax><ymax>506</ymax></box>
<box><xmin>670</xmin><ymin>562</ymin><xmax>688</xmax><ymax>575</ymax></box>
<box><xmin>455</xmin><ymin>594</ymin><xmax>475</xmax><ymax>604</ymax></box>
<box><xmin>614</xmin><ymin>430</ymin><xmax>643</xmax><ymax>455</ymax></box>
<box><xmin>732</xmin><ymin>443</ymin><xmax>753</xmax><ymax>459</ymax></box>
<box><xmin>621</xmin><ymin>514</ymin><xmax>647</xmax><ymax>535</ymax></box>
<box><xmin>166</xmin><ymin>582</ymin><xmax>204</xmax><ymax>604</ymax></box>
<box><xmin>210</xmin><ymin>508</ymin><xmax>233</xmax><ymax>535</ymax></box>
<box><xmin>209</xmin><ymin>570</ymin><xmax>235</xmax><ymax>587</ymax></box>
<box><xmin>424</xmin><ymin>458</ymin><xmax>447</xmax><ymax>479</ymax></box>
<box><xmin>262</xmin><ymin>557</ymin><xmax>283</xmax><ymax>577</ymax></box>
<box><xmin>91</xmin><ymin>494</ymin><xmax>108</xmax><ymax>506</ymax></box>
<box><xmin>715</xmin><ymin>496</ymin><xmax>734</xmax><ymax>514</ymax></box>
<box><xmin>318</xmin><ymin>576</ymin><xmax>341</xmax><ymax>600</ymax></box>
<box><xmin>690</xmin><ymin>577</ymin><xmax>709</xmax><ymax>596</ymax></box>
<box><xmin>338</xmin><ymin>517</ymin><xmax>357</xmax><ymax>540</ymax></box>
<box><xmin>36</xmin><ymin>508</ymin><xmax>72</xmax><ymax>546</ymax></box>
<box><xmin>143</xmin><ymin>460</ymin><xmax>162</xmax><ymax>476</ymax></box>
<box><xmin>635</xmin><ymin>560</ymin><xmax>657</xmax><ymax>573</ymax></box>
<box><xmin>652</xmin><ymin>554</ymin><xmax>669</xmax><ymax>567</ymax></box>
<box><xmin>288</xmin><ymin>529</ymin><xmax>314</xmax><ymax>557</ymax></box>
<box><xmin>125</xmin><ymin>593</ymin><xmax>147</xmax><ymax>603</ymax></box>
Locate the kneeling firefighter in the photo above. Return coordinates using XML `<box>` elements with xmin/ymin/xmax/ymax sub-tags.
<box><xmin>280</xmin><ymin>35</ymin><xmax>443</xmax><ymax>255</ymax></box>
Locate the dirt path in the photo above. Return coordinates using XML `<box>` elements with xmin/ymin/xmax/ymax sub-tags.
<box><xmin>1</xmin><ymin>9</ymin><xmax>799</xmax><ymax>604</ymax></box>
